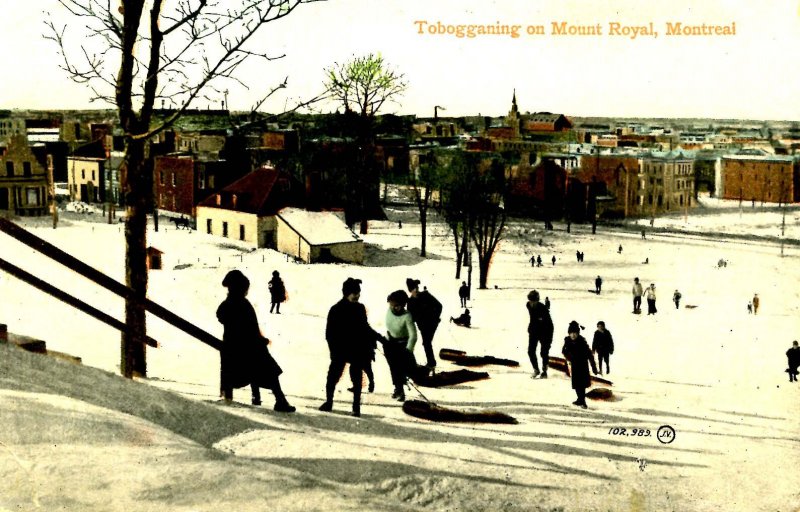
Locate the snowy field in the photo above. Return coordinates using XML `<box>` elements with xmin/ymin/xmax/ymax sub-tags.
<box><xmin>1</xmin><ymin>198</ymin><xmax>799</xmax><ymax>512</ymax></box>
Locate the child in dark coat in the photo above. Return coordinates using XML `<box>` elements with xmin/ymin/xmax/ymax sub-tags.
<box><xmin>450</xmin><ymin>309</ymin><xmax>471</xmax><ymax>328</ymax></box>
<box><xmin>216</xmin><ymin>270</ymin><xmax>295</xmax><ymax>412</ymax></box>
<box><xmin>562</xmin><ymin>321</ymin><xmax>598</xmax><ymax>409</ymax></box>
<box><xmin>787</xmin><ymin>340</ymin><xmax>800</xmax><ymax>382</ymax></box>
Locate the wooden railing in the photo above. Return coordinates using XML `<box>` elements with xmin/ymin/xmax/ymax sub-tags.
<box><xmin>0</xmin><ymin>217</ymin><xmax>222</xmax><ymax>351</ymax></box>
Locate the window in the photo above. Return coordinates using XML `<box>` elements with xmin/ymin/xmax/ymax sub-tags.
<box><xmin>5</xmin><ymin>162</ymin><xmax>13</xmax><ymax>176</ymax></box>
<box><xmin>23</xmin><ymin>162</ymin><xmax>31</xmax><ymax>177</ymax></box>
<box><xmin>171</xmin><ymin>173</ymin><xmax>176</xmax><ymax>186</ymax></box>
<box><xmin>160</xmin><ymin>171</ymin><xmax>164</xmax><ymax>185</ymax></box>
<box><xmin>91</xmin><ymin>170</ymin><xmax>95</xmax><ymax>181</ymax></box>
<box><xmin>198</xmin><ymin>170</ymin><xmax>206</xmax><ymax>190</ymax></box>
<box><xmin>26</xmin><ymin>188</ymin><xmax>40</xmax><ymax>206</ymax></box>
<box><xmin>81</xmin><ymin>169</ymin><xmax>85</xmax><ymax>179</ymax></box>
<box><xmin>222</xmin><ymin>221</ymin><xmax>228</xmax><ymax>238</ymax></box>
<box><xmin>206</xmin><ymin>219</ymin><xmax>212</xmax><ymax>234</ymax></box>
<box><xmin>239</xmin><ymin>225</ymin><xmax>245</xmax><ymax>241</ymax></box>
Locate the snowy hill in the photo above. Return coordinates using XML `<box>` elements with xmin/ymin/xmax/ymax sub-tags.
<box><xmin>1</xmin><ymin>202</ymin><xmax>799</xmax><ymax>511</ymax></box>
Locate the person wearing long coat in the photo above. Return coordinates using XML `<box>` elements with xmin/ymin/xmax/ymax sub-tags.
<box><xmin>562</xmin><ymin>321</ymin><xmax>598</xmax><ymax>409</ymax></box>
<box><xmin>646</xmin><ymin>283</ymin><xmax>657</xmax><ymax>315</ymax></box>
<box><xmin>320</xmin><ymin>278</ymin><xmax>384</xmax><ymax>417</ymax></box>
<box><xmin>527</xmin><ymin>290</ymin><xmax>554</xmax><ymax>379</ymax></box>
<box><xmin>786</xmin><ymin>340</ymin><xmax>800</xmax><ymax>382</ymax></box>
<box><xmin>458</xmin><ymin>281</ymin><xmax>469</xmax><ymax>308</ymax></box>
<box><xmin>216</xmin><ymin>270</ymin><xmax>294</xmax><ymax>412</ymax></box>
<box><xmin>268</xmin><ymin>270</ymin><xmax>286</xmax><ymax>314</ymax></box>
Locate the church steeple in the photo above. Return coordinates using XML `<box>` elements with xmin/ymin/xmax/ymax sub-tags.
<box><xmin>508</xmin><ymin>89</ymin><xmax>521</xmax><ymax>138</ymax></box>
<box><xmin>511</xmin><ymin>89</ymin><xmax>518</xmax><ymax>114</ymax></box>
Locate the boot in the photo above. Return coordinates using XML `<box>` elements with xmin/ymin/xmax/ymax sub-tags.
<box><xmin>318</xmin><ymin>401</ymin><xmax>333</xmax><ymax>412</ymax></box>
<box><xmin>532</xmin><ymin>368</ymin><xmax>540</xmax><ymax>379</ymax></box>
<box><xmin>274</xmin><ymin>401</ymin><xmax>296</xmax><ymax>413</ymax></box>
<box><xmin>352</xmin><ymin>403</ymin><xmax>361</xmax><ymax>417</ymax></box>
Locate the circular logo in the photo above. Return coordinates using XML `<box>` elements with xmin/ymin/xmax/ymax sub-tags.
<box><xmin>657</xmin><ymin>425</ymin><xmax>676</xmax><ymax>444</ymax></box>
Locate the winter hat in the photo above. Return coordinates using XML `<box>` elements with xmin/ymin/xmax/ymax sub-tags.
<box><xmin>222</xmin><ymin>270</ymin><xmax>250</xmax><ymax>294</ymax></box>
<box><xmin>568</xmin><ymin>321</ymin><xmax>582</xmax><ymax>334</ymax></box>
<box><xmin>342</xmin><ymin>277</ymin><xmax>362</xmax><ymax>296</ymax></box>
<box><xmin>387</xmin><ymin>289</ymin><xmax>409</xmax><ymax>306</ymax></box>
<box><xmin>406</xmin><ymin>278</ymin><xmax>421</xmax><ymax>292</ymax></box>
<box><xmin>272</xmin><ymin>270</ymin><xmax>280</xmax><ymax>277</ymax></box>
<box><xmin>527</xmin><ymin>290</ymin><xmax>540</xmax><ymax>302</ymax></box>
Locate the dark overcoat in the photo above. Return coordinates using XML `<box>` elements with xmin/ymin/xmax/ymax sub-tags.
<box><xmin>407</xmin><ymin>291</ymin><xmax>443</xmax><ymax>333</ymax></box>
<box><xmin>527</xmin><ymin>301</ymin><xmax>554</xmax><ymax>343</ymax></box>
<box><xmin>268</xmin><ymin>277</ymin><xmax>286</xmax><ymax>304</ymax></box>
<box><xmin>592</xmin><ymin>329</ymin><xmax>614</xmax><ymax>355</ymax></box>
<box><xmin>562</xmin><ymin>335</ymin><xmax>598</xmax><ymax>390</ymax></box>
<box><xmin>325</xmin><ymin>298</ymin><xmax>383</xmax><ymax>366</ymax></box>
<box><xmin>217</xmin><ymin>296</ymin><xmax>282</xmax><ymax>390</ymax></box>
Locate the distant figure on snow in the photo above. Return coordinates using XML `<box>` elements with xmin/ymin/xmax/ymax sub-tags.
<box><xmin>551</xmin><ymin>255</ymin><xmax>557</xmax><ymax>266</ymax></box>
<box><xmin>562</xmin><ymin>321</ymin><xmax>598</xmax><ymax>409</ymax></box>
<box><xmin>592</xmin><ymin>321</ymin><xmax>614</xmax><ymax>375</ymax></box>
<box><xmin>406</xmin><ymin>278</ymin><xmax>443</xmax><ymax>369</ymax></box>
<box><xmin>673</xmin><ymin>289</ymin><xmax>682</xmax><ymax>309</ymax></box>
<box><xmin>747</xmin><ymin>301</ymin><xmax>753</xmax><ymax>314</ymax></box>
<box><xmin>576</xmin><ymin>250</ymin><xmax>581</xmax><ymax>262</ymax></box>
<box><xmin>646</xmin><ymin>283</ymin><xmax>657</xmax><ymax>315</ymax></box>
<box><xmin>752</xmin><ymin>293</ymin><xmax>760</xmax><ymax>315</ymax></box>
<box><xmin>595</xmin><ymin>276</ymin><xmax>603</xmax><ymax>294</ymax></box>
<box><xmin>458</xmin><ymin>281</ymin><xmax>469</xmax><ymax>308</ymax></box>
<box><xmin>632</xmin><ymin>277</ymin><xmax>644</xmax><ymax>314</ymax></box>
<box><xmin>398</xmin><ymin>220</ymin><xmax>403</xmax><ymax>229</ymax></box>
<box><xmin>643</xmin><ymin>257</ymin><xmax>649</xmax><ymax>264</ymax></box>
<box><xmin>529</xmin><ymin>254</ymin><xmax>536</xmax><ymax>267</ymax></box>
<box><xmin>526</xmin><ymin>290</ymin><xmax>554</xmax><ymax>379</ymax></box>
<box><xmin>268</xmin><ymin>270</ymin><xmax>286</xmax><ymax>314</ymax></box>
<box><xmin>320</xmin><ymin>278</ymin><xmax>384</xmax><ymax>417</ymax></box>
<box><xmin>537</xmin><ymin>255</ymin><xmax>543</xmax><ymax>267</ymax></box>
<box><xmin>216</xmin><ymin>270</ymin><xmax>295</xmax><ymax>412</ymax></box>
<box><xmin>641</xmin><ymin>230</ymin><xmax>646</xmax><ymax>240</ymax></box>
<box><xmin>450</xmin><ymin>309</ymin><xmax>471</xmax><ymax>328</ymax></box>
<box><xmin>786</xmin><ymin>340</ymin><xmax>800</xmax><ymax>382</ymax></box>
<box><xmin>544</xmin><ymin>296</ymin><xmax>551</xmax><ymax>310</ymax></box>
<box><xmin>618</xmin><ymin>244</ymin><xmax>623</xmax><ymax>254</ymax></box>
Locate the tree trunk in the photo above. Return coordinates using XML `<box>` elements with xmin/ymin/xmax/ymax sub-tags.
<box><xmin>121</xmin><ymin>138</ymin><xmax>148</xmax><ymax>378</ymax></box>
<box><xmin>477</xmin><ymin>255</ymin><xmax>490</xmax><ymax>289</ymax></box>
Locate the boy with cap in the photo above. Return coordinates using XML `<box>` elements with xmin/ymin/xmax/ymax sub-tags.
<box><xmin>562</xmin><ymin>320</ymin><xmax>598</xmax><ymax>409</ymax></box>
<box><xmin>320</xmin><ymin>277</ymin><xmax>385</xmax><ymax>417</ymax></box>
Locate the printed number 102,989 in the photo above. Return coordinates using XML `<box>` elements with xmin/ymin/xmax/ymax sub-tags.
<box><xmin>608</xmin><ymin>428</ymin><xmax>651</xmax><ymax>437</ymax></box>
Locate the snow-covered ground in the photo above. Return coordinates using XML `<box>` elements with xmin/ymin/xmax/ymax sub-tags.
<box><xmin>1</xmin><ymin>198</ymin><xmax>799</xmax><ymax>511</ymax></box>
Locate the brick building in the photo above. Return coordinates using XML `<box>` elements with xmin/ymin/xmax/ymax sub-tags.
<box><xmin>153</xmin><ymin>155</ymin><xmax>231</xmax><ymax>217</ymax></box>
<box><xmin>639</xmin><ymin>149</ymin><xmax>696</xmax><ymax>215</ymax></box>
<box><xmin>720</xmin><ymin>154</ymin><xmax>799</xmax><ymax>204</ymax></box>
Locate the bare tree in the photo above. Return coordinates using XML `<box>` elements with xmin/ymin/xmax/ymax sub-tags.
<box><xmin>46</xmin><ymin>0</ymin><xmax>321</xmax><ymax>378</ymax></box>
<box><xmin>324</xmin><ymin>53</ymin><xmax>407</xmax><ymax>233</ymax></box>
<box><xmin>469</xmin><ymin>157</ymin><xmax>507</xmax><ymax>289</ymax></box>
<box><xmin>409</xmin><ymin>150</ymin><xmax>447</xmax><ymax>257</ymax></box>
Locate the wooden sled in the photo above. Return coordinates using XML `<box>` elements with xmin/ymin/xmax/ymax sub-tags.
<box><xmin>586</xmin><ymin>387</ymin><xmax>617</xmax><ymax>401</ymax></box>
<box><xmin>548</xmin><ymin>356</ymin><xmax>613</xmax><ymax>386</ymax></box>
<box><xmin>411</xmin><ymin>368</ymin><xmax>489</xmax><ymax>388</ymax></box>
<box><xmin>439</xmin><ymin>348</ymin><xmax>520</xmax><ymax>368</ymax></box>
<box><xmin>402</xmin><ymin>399</ymin><xmax>518</xmax><ymax>424</ymax></box>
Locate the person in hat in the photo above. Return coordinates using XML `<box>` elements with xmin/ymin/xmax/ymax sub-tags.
<box><xmin>526</xmin><ymin>290</ymin><xmax>554</xmax><ymax>379</ymax></box>
<box><xmin>319</xmin><ymin>278</ymin><xmax>385</xmax><ymax>417</ymax></box>
<box><xmin>216</xmin><ymin>270</ymin><xmax>295</xmax><ymax>412</ymax></box>
<box><xmin>673</xmin><ymin>289</ymin><xmax>682</xmax><ymax>310</ymax></box>
<box><xmin>268</xmin><ymin>270</ymin><xmax>286</xmax><ymax>314</ymax></box>
<box><xmin>406</xmin><ymin>278</ymin><xmax>442</xmax><ymax>369</ymax></box>
<box><xmin>384</xmin><ymin>290</ymin><xmax>418</xmax><ymax>402</ymax></box>
<box><xmin>561</xmin><ymin>321</ymin><xmax>598</xmax><ymax>409</ymax></box>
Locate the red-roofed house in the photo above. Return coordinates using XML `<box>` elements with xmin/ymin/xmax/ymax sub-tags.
<box><xmin>196</xmin><ymin>166</ymin><xmax>301</xmax><ymax>248</ymax></box>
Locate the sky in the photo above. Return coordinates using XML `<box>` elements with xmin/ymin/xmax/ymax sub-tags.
<box><xmin>2</xmin><ymin>0</ymin><xmax>800</xmax><ymax>120</ymax></box>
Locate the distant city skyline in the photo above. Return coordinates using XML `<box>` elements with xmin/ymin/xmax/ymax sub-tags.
<box><xmin>3</xmin><ymin>0</ymin><xmax>800</xmax><ymax>121</ymax></box>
